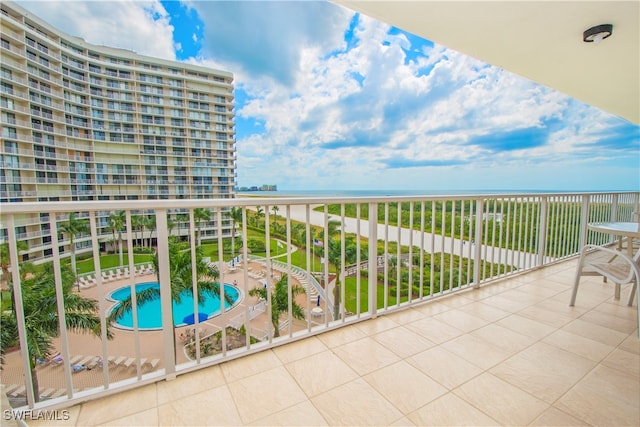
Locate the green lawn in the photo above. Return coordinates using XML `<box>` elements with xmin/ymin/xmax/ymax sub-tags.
<box><xmin>343</xmin><ymin>276</ymin><xmax>402</xmax><ymax>313</ymax></box>
<box><xmin>75</xmin><ymin>253</ymin><xmax>155</xmax><ymax>274</ymax></box>
<box><xmin>200</xmin><ymin>231</ymin><xmax>324</xmax><ymax>271</ymax></box>
<box><xmin>1</xmin><ymin>290</ymin><xmax>11</xmax><ymax>312</ymax></box>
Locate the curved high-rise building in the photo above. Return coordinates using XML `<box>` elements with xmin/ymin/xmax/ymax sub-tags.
<box><xmin>0</xmin><ymin>1</ymin><xmax>236</xmax><ymax>262</ymax></box>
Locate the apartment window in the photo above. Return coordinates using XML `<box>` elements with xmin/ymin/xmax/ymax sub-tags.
<box><xmin>66</xmin><ymin>92</ymin><xmax>86</xmax><ymax>104</ymax></box>
<box><xmin>38</xmin><ymin>69</ymin><xmax>50</xmax><ymax>80</ymax></box>
<box><xmin>94</xmin><ymin>131</ymin><xmax>105</xmax><ymax>140</ymax></box>
<box><xmin>4</xmin><ymin>157</ymin><xmax>19</xmax><ymax>171</ymax></box>
<box><xmin>0</xmin><ymin>81</ymin><xmax>13</xmax><ymax>95</ymax></box>
<box><xmin>3</xmin><ymin>127</ymin><xmax>17</xmax><ymax>139</ymax></box>
<box><xmin>40</xmin><ymin>94</ymin><xmax>52</xmax><ymax>106</ymax></box>
<box><xmin>0</xmin><ymin>97</ymin><xmax>14</xmax><ymax>109</ymax></box>
<box><xmin>1</xmin><ymin>38</ymin><xmax>9</xmax><ymax>49</ymax></box>
<box><xmin>2</xmin><ymin>111</ymin><xmax>16</xmax><ymax>124</ymax></box>
<box><xmin>0</xmin><ymin>67</ymin><xmax>11</xmax><ymax>79</ymax></box>
<box><xmin>69</xmin><ymin>69</ymin><xmax>85</xmax><ymax>81</ymax></box>
<box><xmin>4</xmin><ymin>140</ymin><xmax>17</xmax><ymax>153</ymax></box>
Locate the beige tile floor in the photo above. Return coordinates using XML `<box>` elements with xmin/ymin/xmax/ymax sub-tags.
<box><xmin>25</xmin><ymin>259</ymin><xmax>640</xmax><ymax>426</ymax></box>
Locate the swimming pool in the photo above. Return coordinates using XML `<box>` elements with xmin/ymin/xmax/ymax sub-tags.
<box><xmin>108</xmin><ymin>282</ymin><xmax>241</xmax><ymax>330</ymax></box>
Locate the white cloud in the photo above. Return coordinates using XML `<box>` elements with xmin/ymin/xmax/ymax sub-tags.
<box><xmin>17</xmin><ymin>0</ymin><xmax>176</xmax><ymax>60</ymax></box>
<box><xmin>15</xmin><ymin>0</ymin><xmax>637</xmax><ymax>191</ymax></box>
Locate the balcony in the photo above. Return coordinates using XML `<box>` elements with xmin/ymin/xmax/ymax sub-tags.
<box><xmin>1</xmin><ymin>192</ymin><xmax>638</xmax><ymax>425</ymax></box>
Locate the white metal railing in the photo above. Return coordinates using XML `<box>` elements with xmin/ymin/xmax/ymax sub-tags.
<box><xmin>0</xmin><ymin>191</ymin><xmax>638</xmax><ymax>411</ymax></box>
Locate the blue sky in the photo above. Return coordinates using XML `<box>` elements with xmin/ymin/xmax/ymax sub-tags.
<box><xmin>18</xmin><ymin>0</ymin><xmax>639</xmax><ymax>191</ymax></box>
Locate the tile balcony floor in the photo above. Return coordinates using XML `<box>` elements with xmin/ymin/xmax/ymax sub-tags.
<box><xmin>27</xmin><ymin>259</ymin><xmax>640</xmax><ymax>426</ymax></box>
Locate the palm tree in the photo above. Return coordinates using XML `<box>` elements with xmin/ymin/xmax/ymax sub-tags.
<box><xmin>108</xmin><ymin>211</ymin><xmax>126</xmax><ymax>266</ymax></box>
<box><xmin>108</xmin><ymin>239</ymin><xmax>230</xmax><ymax>324</ymax></box>
<box><xmin>224</xmin><ymin>207</ymin><xmax>243</xmax><ymax>259</ymax></box>
<box><xmin>248</xmin><ymin>274</ymin><xmax>305</xmax><ymax>337</ymax></box>
<box><xmin>145</xmin><ymin>215</ymin><xmax>156</xmax><ymax>247</ymax></box>
<box><xmin>194</xmin><ymin>208</ymin><xmax>211</xmax><ymax>247</ymax></box>
<box><xmin>175</xmin><ymin>213</ymin><xmax>189</xmax><ymax>240</ymax></box>
<box><xmin>328</xmin><ymin>236</ymin><xmax>359</xmax><ymax>320</ymax></box>
<box><xmin>132</xmin><ymin>214</ymin><xmax>145</xmax><ymax>248</ymax></box>
<box><xmin>0</xmin><ymin>263</ymin><xmax>111</xmax><ymax>402</ymax></box>
<box><xmin>254</xmin><ymin>206</ymin><xmax>264</xmax><ymax>227</ymax></box>
<box><xmin>291</xmin><ymin>223</ymin><xmax>305</xmax><ymax>246</ymax></box>
<box><xmin>0</xmin><ymin>241</ymin><xmax>27</xmax><ymax>290</ymax></box>
<box><xmin>167</xmin><ymin>217</ymin><xmax>176</xmax><ymax>236</ymax></box>
<box><xmin>271</xmin><ymin>205</ymin><xmax>280</xmax><ymax>226</ymax></box>
<box><xmin>319</xmin><ymin>219</ymin><xmax>342</xmax><ymax>241</ymax></box>
<box><xmin>58</xmin><ymin>212</ymin><xmax>89</xmax><ymax>277</ymax></box>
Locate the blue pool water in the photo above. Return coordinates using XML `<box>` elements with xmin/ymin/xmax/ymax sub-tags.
<box><xmin>109</xmin><ymin>282</ymin><xmax>241</xmax><ymax>330</ymax></box>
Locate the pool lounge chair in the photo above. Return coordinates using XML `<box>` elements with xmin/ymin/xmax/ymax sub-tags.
<box><xmin>71</xmin><ymin>364</ymin><xmax>86</xmax><ymax>373</ymax></box>
<box><xmin>142</xmin><ymin>358</ymin><xmax>160</xmax><ymax>371</ymax></box>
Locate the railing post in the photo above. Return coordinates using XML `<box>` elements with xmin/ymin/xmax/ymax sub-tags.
<box><xmin>368</xmin><ymin>202</ymin><xmax>378</xmax><ymax>318</ymax></box>
<box><xmin>155</xmin><ymin>208</ymin><xmax>176</xmax><ymax>379</ymax></box>
<box><xmin>579</xmin><ymin>195</ymin><xmax>591</xmax><ymax>248</ymax></box>
<box><xmin>537</xmin><ymin>197</ymin><xmax>548</xmax><ymax>267</ymax></box>
<box><xmin>6</xmin><ymin>215</ymin><xmax>35</xmax><ymax>408</ymax></box>
<box><xmin>49</xmin><ymin>214</ymin><xmax>74</xmax><ymax>398</ymax></box>
<box><xmin>611</xmin><ymin>193</ymin><xmax>619</xmax><ymax>222</ymax></box>
<box><xmin>473</xmin><ymin>198</ymin><xmax>484</xmax><ymax>288</ymax></box>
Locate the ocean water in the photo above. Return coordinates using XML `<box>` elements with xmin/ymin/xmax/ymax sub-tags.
<box><xmin>238</xmin><ymin>189</ymin><xmax>568</xmax><ymax>198</ymax></box>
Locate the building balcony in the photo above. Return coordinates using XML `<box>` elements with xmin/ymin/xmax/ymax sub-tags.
<box><xmin>8</xmin><ymin>258</ymin><xmax>638</xmax><ymax>426</ymax></box>
<box><xmin>1</xmin><ymin>192</ymin><xmax>638</xmax><ymax>426</ymax></box>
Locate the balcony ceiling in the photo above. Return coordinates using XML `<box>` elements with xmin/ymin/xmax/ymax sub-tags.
<box><xmin>333</xmin><ymin>1</ymin><xmax>639</xmax><ymax>125</ymax></box>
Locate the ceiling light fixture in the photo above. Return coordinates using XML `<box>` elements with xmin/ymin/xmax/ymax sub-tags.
<box><xmin>583</xmin><ymin>24</ymin><xmax>613</xmax><ymax>43</ymax></box>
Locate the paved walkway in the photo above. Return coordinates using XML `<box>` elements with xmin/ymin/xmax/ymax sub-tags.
<box><xmin>271</xmin><ymin>204</ymin><xmax>536</xmax><ymax>270</ymax></box>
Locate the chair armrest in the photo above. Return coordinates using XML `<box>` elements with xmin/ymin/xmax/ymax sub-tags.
<box><xmin>579</xmin><ymin>244</ymin><xmax>640</xmax><ymax>285</ymax></box>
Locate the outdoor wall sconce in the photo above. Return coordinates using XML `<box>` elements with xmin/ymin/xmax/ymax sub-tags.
<box><xmin>583</xmin><ymin>24</ymin><xmax>613</xmax><ymax>43</ymax></box>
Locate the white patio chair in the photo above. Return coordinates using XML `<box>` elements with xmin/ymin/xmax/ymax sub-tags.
<box><xmin>570</xmin><ymin>244</ymin><xmax>640</xmax><ymax>336</ymax></box>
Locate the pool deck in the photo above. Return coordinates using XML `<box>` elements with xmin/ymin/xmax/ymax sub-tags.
<box><xmin>1</xmin><ymin>260</ymin><xmax>319</xmax><ymax>396</ymax></box>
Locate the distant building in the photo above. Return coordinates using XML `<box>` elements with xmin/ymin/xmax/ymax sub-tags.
<box><xmin>237</xmin><ymin>185</ymin><xmax>277</xmax><ymax>192</ymax></box>
<box><xmin>0</xmin><ymin>1</ymin><xmax>236</xmax><ymax>263</ymax></box>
